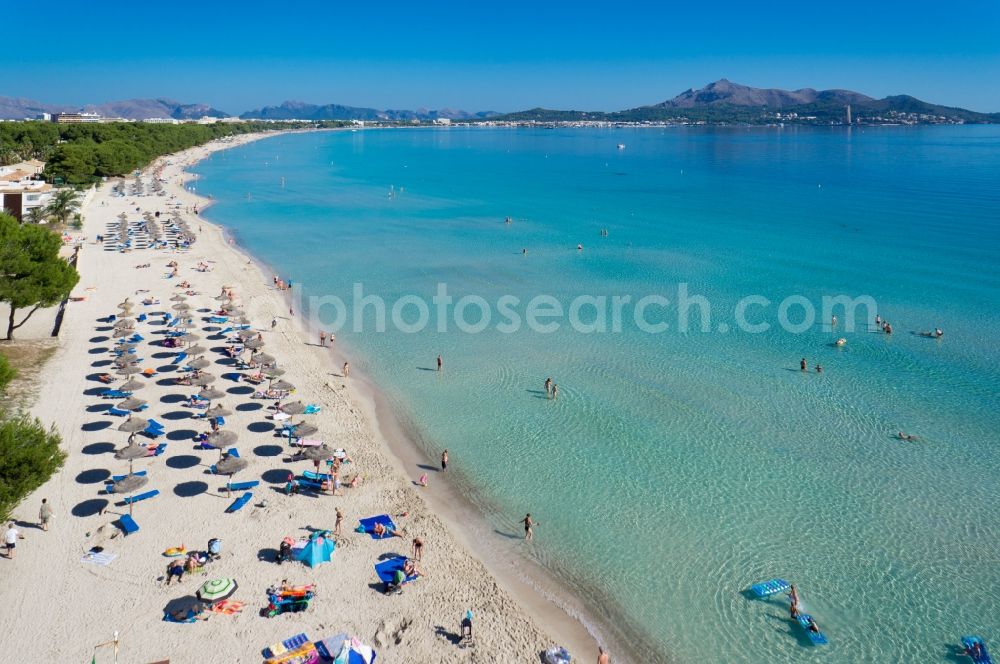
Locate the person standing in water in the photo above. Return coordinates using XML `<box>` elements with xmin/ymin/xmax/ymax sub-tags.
<box><xmin>520</xmin><ymin>513</ymin><xmax>538</xmax><ymax>541</ymax></box>
<box><xmin>551</xmin><ymin>384</ymin><xmax>559</xmax><ymax>400</ymax></box>
<box><xmin>597</xmin><ymin>647</ymin><xmax>610</xmax><ymax>664</ymax></box>
<box><xmin>441</xmin><ymin>449</ymin><xmax>448</xmax><ymax>470</ymax></box>
<box><xmin>437</xmin><ymin>354</ymin><xmax>443</xmax><ymax>372</ymax></box>
<box><xmin>544</xmin><ymin>377</ymin><xmax>552</xmax><ymax>398</ymax></box>
<box><xmin>800</xmin><ymin>358</ymin><xmax>808</xmax><ymax>372</ymax></box>
<box><xmin>342</xmin><ymin>362</ymin><xmax>350</xmax><ymax>377</ymax></box>
<box><xmin>319</xmin><ymin>331</ymin><xmax>326</xmax><ymax>346</ymax></box>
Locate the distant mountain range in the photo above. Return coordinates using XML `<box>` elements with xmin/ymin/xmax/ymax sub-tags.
<box><xmin>493</xmin><ymin>80</ymin><xmax>1000</xmax><ymax>124</ymax></box>
<box><xmin>238</xmin><ymin>100</ymin><xmax>498</xmax><ymax>122</ymax></box>
<box><xmin>2</xmin><ymin>81</ymin><xmax>997</xmax><ymax>124</ymax></box>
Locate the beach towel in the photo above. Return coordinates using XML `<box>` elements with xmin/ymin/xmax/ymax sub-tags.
<box><xmin>210</xmin><ymin>600</ymin><xmax>245</xmax><ymax>615</ymax></box>
<box><xmin>80</xmin><ymin>552</ymin><xmax>117</xmax><ymax>566</ymax></box>
<box><xmin>303</xmin><ymin>405</ymin><xmax>321</xmax><ymax>414</ymax></box>
<box><xmin>374</xmin><ymin>556</ymin><xmax>419</xmax><ymax>585</ymax></box>
<box><xmin>358</xmin><ymin>515</ymin><xmax>396</xmax><ymax>539</ymax></box>
<box><xmin>293</xmin><ymin>438</ymin><xmax>322</xmax><ymax>447</ymax></box>
<box><xmin>264</xmin><ymin>643</ymin><xmax>319</xmax><ymax>664</ymax></box>
<box><xmin>264</xmin><ymin>633</ymin><xmax>311</xmax><ymax>659</ymax></box>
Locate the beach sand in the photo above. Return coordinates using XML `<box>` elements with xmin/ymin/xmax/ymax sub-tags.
<box><xmin>0</xmin><ymin>132</ymin><xmax>603</xmax><ymax>664</ymax></box>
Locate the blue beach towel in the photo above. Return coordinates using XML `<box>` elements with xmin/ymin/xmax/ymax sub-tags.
<box><xmin>358</xmin><ymin>515</ymin><xmax>397</xmax><ymax>539</ymax></box>
<box><xmin>374</xmin><ymin>556</ymin><xmax>419</xmax><ymax>584</ymax></box>
<box><xmin>226</xmin><ymin>491</ymin><xmax>253</xmax><ymax>513</ymax></box>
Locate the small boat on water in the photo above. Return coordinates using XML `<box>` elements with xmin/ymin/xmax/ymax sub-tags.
<box><xmin>616</xmin><ymin>143</ymin><xmax>626</xmax><ymax>150</ymax></box>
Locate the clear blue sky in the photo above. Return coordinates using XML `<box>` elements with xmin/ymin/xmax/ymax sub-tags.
<box><xmin>8</xmin><ymin>1</ymin><xmax>1000</xmax><ymax>113</ymax></box>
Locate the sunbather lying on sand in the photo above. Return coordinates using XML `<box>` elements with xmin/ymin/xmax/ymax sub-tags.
<box><xmin>373</xmin><ymin>522</ymin><xmax>404</xmax><ymax>538</ymax></box>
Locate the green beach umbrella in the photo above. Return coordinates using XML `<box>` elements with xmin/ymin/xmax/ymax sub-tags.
<box><xmin>197</xmin><ymin>578</ymin><xmax>238</xmax><ymax>602</ymax></box>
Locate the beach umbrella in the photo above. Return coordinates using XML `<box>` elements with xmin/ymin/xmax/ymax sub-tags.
<box><xmin>290</xmin><ymin>421</ymin><xmax>319</xmax><ymax>438</ymax></box>
<box><xmin>114</xmin><ymin>442</ymin><xmax>149</xmax><ymax>474</ymax></box>
<box><xmin>205</xmin><ymin>404</ymin><xmax>233</xmax><ymax>418</ymax></box>
<box><xmin>252</xmin><ymin>352</ymin><xmax>275</xmax><ymax>365</ymax></box>
<box><xmin>280</xmin><ymin>401</ymin><xmax>306</xmax><ymax>415</ymax></box>
<box><xmin>188</xmin><ymin>357</ymin><xmax>212</xmax><ymax>370</ymax></box>
<box><xmin>191</xmin><ymin>373</ymin><xmax>217</xmax><ymax>386</ymax></box>
<box><xmin>234</xmin><ymin>316</ymin><xmax>251</xmax><ymax>326</ymax></box>
<box><xmin>113</xmin><ymin>356</ymin><xmax>139</xmax><ymax>368</ymax></box>
<box><xmin>236</xmin><ymin>329</ymin><xmax>257</xmax><ymax>340</ymax></box>
<box><xmin>117</xmin><ymin>365</ymin><xmax>142</xmax><ymax>376</ymax></box>
<box><xmin>115</xmin><ymin>341</ymin><xmax>139</xmax><ymax>350</ymax></box>
<box><xmin>301</xmin><ymin>444</ymin><xmax>334</xmax><ymax>462</ymax></box>
<box><xmin>197</xmin><ymin>578</ymin><xmax>238</xmax><ymax>602</ymax></box>
<box><xmin>271</xmin><ymin>379</ymin><xmax>295</xmax><ymax>391</ymax></box>
<box><xmin>110</xmin><ymin>473</ymin><xmax>148</xmax><ymax>494</ymax></box>
<box><xmin>117</xmin><ymin>299</ymin><xmax>133</xmax><ymax>310</ymax></box>
<box><xmin>116</xmin><ymin>397</ymin><xmax>148</xmax><ymax>411</ymax></box>
<box><xmin>213</xmin><ymin>293</ymin><xmax>232</xmax><ymax>302</ymax></box>
<box><xmin>216</xmin><ymin>456</ymin><xmax>248</xmax><ymax>496</ymax></box>
<box><xmin>185</xmin><ymin>344</ymin><xmax>207</xmax><ymax>356</ymax></box>
<box><xmin>243</xmin><ymin>339</ymin><xmax>265</xmax><ymax>350</ymax></box>
<box><xmin>117</xmin><ymin>417</ymin><xmax>149</xmax><ymax>433</ymax></box>
<box><xmin>178</xmin><ymin>332</ymin><xmax>201</xmax><ymax>344</ymax></box>
<box><xmin>197</xmin><ymin>386</ymin><xmax>225</xmax><ymax>401</ymax></box>
<box><xmin>112</xmin><ymin>329</ymin><xmax>132</xmax><ymax>338</ymax></box>
<box><xmin>113</xmin><ymin>318</ymin><xmax>135</xmax><ymax>328</ymax></box>
<box><xmin>172</xmin><ymin>303</ymin><xmax>191</xmax><ymax>311</ymax></box>
<box><xmin>111</xmin><ymin>472</ymin><xmax>150</xmax><ymax>516</ymax></box>
<box><xmin>119</xmin><ymin>378</ymin><xmax>146</xmax><ymax>391</ymax></box>
<box><xmin>261</xmin><ymin>367</ymin><xmax>285</xmax><ymax>378</ymax></box>
<box><xmin>207</xmin><ymin>430</ymin><xmax>238</xmax><ymax>446</ymax></box>
<box><xmin>169</xmin><ymin>294</ymin><xmax>187</xmax><ymax>302</ymax></box>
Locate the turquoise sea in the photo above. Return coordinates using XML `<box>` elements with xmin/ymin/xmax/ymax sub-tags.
<box><xmin>193</xmin><ymin>126</ymin><xmax>1000</xmax><ymax>663</ymax></box>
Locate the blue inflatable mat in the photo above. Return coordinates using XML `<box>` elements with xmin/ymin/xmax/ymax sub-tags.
<box><xmin>359</xmin><ymin>514</ymin><xmax>396</xmax><ymax>539</ymax></box>
<box><xmin>374</xmin><ymin>556</ymin><xmax>419</xmax><ymax>584</ymax></box>
<box><xmin>226</xmin><ymin>491</ymin><xmax>253</xmax><ymax>513</ymax></box>
<box><xmin>796</xmin><ymin>614</ymin><xmax>828</xmax><ymax>645</ymax></box>
<box><xmin>750</xmin><ymin>578</ymin><xmax>790</xmax><ymax>598</ymax></box>
<box><xmin>962</xmin><ymin>636</ymin><xmax>994</xmax><ymax>664</ymax></box>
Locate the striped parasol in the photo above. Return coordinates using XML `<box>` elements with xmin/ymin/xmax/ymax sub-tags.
<box><xmin>197</xmin><ymin>578</ymin><xmax>238</xmax><ymax>602</ymax></box>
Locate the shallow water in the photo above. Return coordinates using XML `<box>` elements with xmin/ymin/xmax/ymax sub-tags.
<box><xmin>193</xmin><ymin>126</ymin><xmax>1000</xmax><ymax>663</ymax></box>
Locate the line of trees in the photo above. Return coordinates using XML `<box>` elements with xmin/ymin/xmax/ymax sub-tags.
<box><xmin>0</xmin><ymin>120</ymin><xmax>347</xmax><ymax>185</ymax></box>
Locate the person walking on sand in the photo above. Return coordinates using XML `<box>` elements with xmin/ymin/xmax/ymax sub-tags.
<box><xmin>319</xmin><ymin>331</ymin><xmax>326</xmax><ymax>347</ymax></box>
<box><xmin>461</xmin><ymin>610</ymin><xmax>474</xmax><ymax>640</ymax></box>
<box><xmin>271</xmin><ymin>317</ymin><xmax>277</xmax><ymax>329</ymax></box>
<box><xmin>544</xmin><ymin>377</ymin><xmax>552</xmax><ymax>398</ymax></box>
<box><xmin>598</xmin><ymin>646</ymin><xmax>610</xmax><ymax>664</ymax></box>
<box><xmin>441</xmin><ymin>449</ymin><xmax>449</xmax><ymax>471</ymax></box>
<box><xmin>342</xmin><ymin>362</ymin><xmax>350</xmax><ymax>377</ymax></box>
<box><xmin>334</xmin><ymin>507</ymin><xmax>344</xmax><ymax>536</ymax></box>
<box><xmin>4</xmin><ymin>522</ymin><xmax>23</xmax><ymax>559</ymax></box>
<box><xmin>437</xmin><ymin>354</ymin><xmax>443</xmax><ymax>371</ymax></box>
<box><xmin>520</xmin><ymin>513</ymin><xmax>538</xmax><ymax>541</ymax></box>
<box><xmin>38</xmin><ymin>499</ymin><xmax>53</xmax><ymax>532</ymax></box>
<box><xmin>329</xmin><ymin>334</ymin><xmax>336</xmax><ymax>348</ymax></box>
<box><xmin>412</xmin><ymin>537</ymin><xmax>424</xmax><ymax>562</ymax></box>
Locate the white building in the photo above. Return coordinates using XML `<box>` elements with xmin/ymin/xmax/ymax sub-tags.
<box><xmin>142</xmin><ymin>117</ymin><xmax>180</xmax><ymax>124</ymax></box>
<box><xmin>0</xmin><ymin>161</ymin><xmax>53</xmax><ymax>222</ymax></box>
<box><xmin>433</xmin><ymin>118</ymin><xmax>451</xmax><ymax>125</ymax></box>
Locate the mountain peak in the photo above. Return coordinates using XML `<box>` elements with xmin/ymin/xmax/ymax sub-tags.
<box><xmin>655</xmin><ymin>80</ymin><xmax>873</xmax><ymax>110</ymax></box>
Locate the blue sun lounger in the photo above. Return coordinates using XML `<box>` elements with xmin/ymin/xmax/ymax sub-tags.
<box><xmin>225</xmin><ymin>480</ymin><xmax>260</xmax><ymax>492</ymax></box>
<box><xmin>144</xmin><ymin>419</ymin><xmax>166</xmax><ymax>437</ymax></box>
<box><xmin>226</xmin><ymin>491</ymin><xmax>253</xmax><ymax>513</ymax></box>
<box><xmin>123</xmin><ymin>489</ymin><xmax>160</xmax><ymax>505</ymax></box>
<box><xmin>118</xmin><ymin>514</ymin><xmax>139</xmax><ymax>535</ymax></box>
<box><xmin>962</xmin><ymin>636</ymin><xmax>994</xmax><ymax>664</ymax></box>
<box><xmin>796</xmin><ymin>614</ymin><xmax>828</xmax><ymax>645</ymax></box>
<box><xmin>750</xmin><ymin>579</ymin><xmax>791</xmax><ymax>598</ymax></box>
<box><xmin>107</xmin><ymin>406</ymin><xmax>131</xmax><ymax>417</ymax></box>
<box><xmin>303</xmin><ymin>470</ymin><xmax>331</xmax><ymax>482</ymax></box>
<box><xmin>297</xmin><ymin>478</ymin><xmax>324</xmax><ymax>491</ymax></box>
<box><xmin>101</xmin><ymin>389</ymin><xmax>131</xmax><ymax>399</ymax></box>
<box><xmin>359</xmin><ymin>514</ymin><xmax>397</xmax><ymax>539</ymax></box>
<box><xmin>109</xmin><ymin>470</ymin><xmax>147</xmax><ymax>483</ymax></box>
<box><xmin>173</xmin><ymin>352</ymin><xmax>188</xmax><ymax>365</ymax></box>
<box><xmin>374</xmin><ymin>556</ymin><xmax>420</xmax><ymax>585</ymax></box>
<box><xmin>208</xmin><ymin>316</ymin><xmax>228</xmax><ymax>324</ymax></box>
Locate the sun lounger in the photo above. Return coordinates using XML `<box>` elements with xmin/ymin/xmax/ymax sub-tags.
<box><xmin>303</xmin><ymin>404</ymin><xmax>321</xmax><ymax>414</ymax></box>
<box><xmin>264</xmin><ymin>633</ymin><xmax>311</xmax><ymax>659</ymax></box>
<box><xmin>148</xmin><ymin>443</ymin><xmax>167</xmax><ymax>456</ymax></box>
<box><xmin>107</xmin><ymin>406</ymin><xmax>131</xmax><ymax>417</ymax></box>
<box><xmin>212</xmin><ymin>416</ymin><xmax>225</xmax><ymax>426</ymax></box>
<box><xmin>137</xmin><ymin>313</ymin><xmax>148</xmax><ymax>322</ymax></box>
<box><xmin>359</xmin><ymin>515</ymin><xmax>397</xmax><ymax>539</ymax></box>
<box><xmin>962</xmin><ymin>636</ymin><xmax>994</xmax><ymax>664</ymax></box>
<box><xmin>297</xmin><ymin>479</ymin><xmax>324</xmax><ymax>491</ymax></box>
<box><xmin>128</xmin><ymin>333</ymin><xmax>144</xmax><ymax>342</ymax></box>
<box><xmin>750</xmin><ymin>579</ymin><xmax>791</xmax><ymax>598</ymax></box>
<box><xmin>208</xmin><ymin>316</ymin><xmax>228</xmax><ymax>324</ymax></box>
<box><xmin>374</xmin><ymin>556</ymin><xmax>420</xmax><ymax>585</ymax></box>
<box><xmin>123</xmin><ymin>489</ymin><xmax>160</xmax><ymax>505</ymax></box>
<box><xmin>796</xmin><ymin>614</ymin><xmax>828</xmax><ymax>645</ymax></box>
<box><xmin>225</xmin><ymin>480</ymin><xmax>260</xmax><ymax>491</ymax></box>
<box><xmin>118</xmin><ymin>514</ymin><xmax>139</xmax><ymax>535</ymax></box>
<box><xmin>109</xmin><ymin>470</ymin><xmax>147</xmax><ymax>483</ymax></box>
<box><xmin>227</xmin><ymin>491</ymin><xmax>253</xmax><ymax>513</ymax></box>
<box><xmin>292</xmin><ymin>438</ymin><xmax>322</xmax><ymax>447</ymax></box>
<box><xmin>146</xmin><ymin>418</ymin><xmax>165</xmax><ymax>431</ymax></box>
<box><xmin>101</xmin><ymin>389</ymin><xmax>131</xmax><ymax>399</ymax></box>
<box><xmin>303</xmin><ymin>470</ymin><xmax>331</xmax><ymax>482</ymax></box>
<box><xmin>173</xmin><ymin>351</ymin><xmax>188</xmax><ymax>364</ymax></box>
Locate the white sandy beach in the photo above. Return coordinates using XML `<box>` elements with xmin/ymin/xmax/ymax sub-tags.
<box><xmin>0</xmin><ymin>133</ymin><xmax>601</xmax><ymax>664</ymax></box>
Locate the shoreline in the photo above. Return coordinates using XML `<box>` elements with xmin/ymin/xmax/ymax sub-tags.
<box><xmin>175</xmin><ymin>132</ymin><xmax>632</xmax><ymax>661</ymax></box>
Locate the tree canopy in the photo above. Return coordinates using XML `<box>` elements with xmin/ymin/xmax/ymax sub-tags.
<box><xmin>0</xmin><ymin>213</ymin><xmax>80</xmax><ymax>339</ymax></box>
